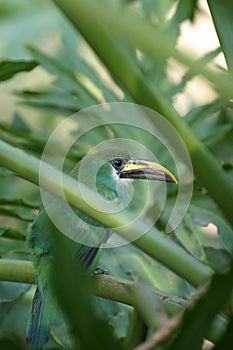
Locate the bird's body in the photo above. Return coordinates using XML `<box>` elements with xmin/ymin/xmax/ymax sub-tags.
<box><xmin>26</xmin><ymin>148</ymin><xmax>177</xmax><ymax>349</ymax></box>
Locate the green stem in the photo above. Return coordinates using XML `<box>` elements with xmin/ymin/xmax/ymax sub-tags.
<box><xmin>0</xmin><ymin>259</ymin><xmax>185</xmax><ymax>311</ymax></box>
<box><xmin>0</xmin><ymin>259</ymin><xmax>35</xmax><ymax>284</ymax></box>
<box><xmin>130</xmin><ymin>282</ymin><xmax>168</xmax><ymax>331</ymax></box>
<box><xmin>207</xmin><ymin>0</ymin><xmax>233</xmax><ymax>72</ymax></box>
<box><xmin>53</xmin><ymin>0</ymin><xmax>233</xmax><ymax>230</ymax></box>
<box><xmin>94</xmin><ymin>275</ymin><xmax>186</xmax><ymax>314</ymax></box>
<box><xmin>0</xmin><ymin>140</ymin><xmax>213</xmax><ymax>286</ymax></box>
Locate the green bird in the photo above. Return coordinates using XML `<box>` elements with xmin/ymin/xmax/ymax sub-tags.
<box><xmin>26</xmin><ymin>148</ymin><xmax>177</xmax><ymax>349</ymax></box>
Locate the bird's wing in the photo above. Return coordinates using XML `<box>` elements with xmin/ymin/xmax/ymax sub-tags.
<box><xmin>73</xmin><ymin>228</ymin><xmax>112</xmax><ymax>270</ymax></box>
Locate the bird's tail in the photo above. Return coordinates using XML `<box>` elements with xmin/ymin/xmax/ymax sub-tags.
<box><xmin>26</xmin><ymin>285</ymin><xmax>54</xmax><ymax>350</ymax></box>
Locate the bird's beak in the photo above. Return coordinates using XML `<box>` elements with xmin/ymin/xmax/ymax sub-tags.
<box><xmin>119</xmin><ymin>159</ymin><xmax>178</xmax><ymax>183</ymax></box>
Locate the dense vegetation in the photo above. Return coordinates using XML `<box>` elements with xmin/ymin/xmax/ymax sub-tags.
<box><xmin>0</xmin><ymin>1</ymin><xmax>232</xmax><ymax>349</ymax></box>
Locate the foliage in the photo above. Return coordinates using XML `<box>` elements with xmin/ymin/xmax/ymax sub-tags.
<box><xmin>0</xmin><ymin>0</ymin><xmax>233</xmax><ymax>349</ymax></box>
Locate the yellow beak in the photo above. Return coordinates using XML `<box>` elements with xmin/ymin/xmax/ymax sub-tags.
<box><xmin>119</xmin><ymin>159</ymin><xmax>177</xmax><ymax>183</ymax></box>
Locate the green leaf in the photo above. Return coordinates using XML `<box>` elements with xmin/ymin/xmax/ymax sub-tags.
<box><xmin>0</xmin><ymin>197</ymin><xmax>39</xmax><ymax>209</ymax></box>
<box><xmin>0</xmin><ymin>60</ymin><xmax>38</xmax><ymax>82</ymax></box>
<box><xmin>169</xmin><ymin>48</ymin><xmax>222</xmax><ymax>98</ymax></box>
<box><xmin>184</xmin><ymin>99</ymin><xmax>227</xmax><ymax>126</ymax></box>
<box><xmin>0</xmin><ymin>168</ymin><xmax>14</xmax><ymax>177</ymax></box>
<box><xmin>188</xmin><ymin>109</ymin><xmax>232</xmax><ymax>148</ymax></box>
<box><xmin>190</xmin><ymin>195</ymin><xmax>233</xmax><ymax>255</ymax></box>
<box><xmin>58</xmin><ymin>36</ymin><xmax>122</xmax><ymax>103</ymax></box>
<box><xmin>11</xmin><ymin>112</ymin><xmax>30</xmax><ymax>132</ymax></box>
<box><xmin>203</xmin><ymin>247</ymin><xmax>231</xmax><ymax>272</ymax></box>
<box><xmin>26</xmin><ymin>44</ymin><xmax>100</xmax><ymax>107</ymax></box>
<box><xmin>101</xmin><ymin>243</ymin><xmax>190</xmax><ymax>297</ymax></box>
<box><xmin>96</xmin><ymin>298</ymin><xmax>130</xmax><ymax>340</ymax></box>
<box><xmin>203</xmin><ymin>124</ymin><xmax>232</xmax><ymax>148</ymax></box>
<box><xmin>52</xmin><ymin>322</ymin><xmax>77</xmax><ymax>350</ymax></box>
<box><xmin>174</xmin><ymin>214</ymin><xmax>205</xmax><ymax>261</ymax></box>
<box><xmin>0</xmin><ymin>339</ymin><xmax>23</xmax><ymax>350</ymax></box>
<box><xmin>171</xmin><ymin>0</ymin><xmax>199</xmax><ymax>24</ymax></box>
<box><xmin>0</xmin><ymin>237</ymin><xmax>26</xmax><ymax>258</ymax></box>
<box><xmin>0</xmin><ymin>207</ymin><xmax>35</xmax><ymax>222</ymax></box>
<box><xmin>212</xmin><ymin>128</ymin><xmax>233</xmax><ymax>163</ymax></box>
<box><xmin>0</xmin><ymin>226</ymin><xmax>26</xmax><ymax>241</ymax></box>
<box><xmin>0</xmin><ymin>281</ymin><xmax>30</xmax><ymax>303</ymax></box>
<box><xmin>16</xmin><ymin>89</ymin><xmax>81</xmax><ymax>112</ymax></box>
<box><xmin>0</xmin><ymin>289</ymin><xmax>49</xmax><ymax>349</ymax></box>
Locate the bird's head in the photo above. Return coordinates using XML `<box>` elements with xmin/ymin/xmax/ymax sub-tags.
<box><xmin>110</xmin><ymin>157</ymin><xmax>177</xmax><ymax>183</ymax></box>
<box><xmin>74</xmin><ymin>148</ymin><xmax>177</xmax><ymax>202</ymax></box>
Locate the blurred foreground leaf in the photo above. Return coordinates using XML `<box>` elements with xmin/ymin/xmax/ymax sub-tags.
<box><xmin>51</xmin><ymin>233</ymin><xmax>123</xmax><ymax>350</ymax></box>
<box><xmin>214</xmin><ymin>314</ymin><xmax>233</xmax><ymax>350</ymax></box>
<box><xmin>0</xmin><ymin>339</ymin><xmax>23</xmax><ymax>350</ymax></box>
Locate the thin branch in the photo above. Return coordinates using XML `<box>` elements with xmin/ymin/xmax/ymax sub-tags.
<box><xmin>0</xmin><ymin>259</ymin><xmax>185</xmax><ymax>311</ymax></box>
<box><xmin>133</xmin><ymin>313</ymin><xmax>183</xmax><ymax>350</ymax></box>
<box><xmin>0</xmin><ymin>259</ymin><xmax>226</xmax><ymax>342</ymax></box>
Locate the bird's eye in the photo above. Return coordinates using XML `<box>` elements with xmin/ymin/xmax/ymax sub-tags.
<box><xmin>110</xmin><ymin>158</ymin><xmax>125</xmax><ymax>171</ymax></box>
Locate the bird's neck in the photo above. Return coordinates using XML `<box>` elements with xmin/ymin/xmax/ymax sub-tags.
<box><xmin>71</xmin><ymin>161</ymin><xmax>133</xmax><ymax>206</ymax></box>
<box><xmin>96</xmin><ymin>164</ymin><xmax>133</xmax><ymax>206</ymax></box>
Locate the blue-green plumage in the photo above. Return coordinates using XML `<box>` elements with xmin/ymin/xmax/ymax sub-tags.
<box><xmin>26</xmin><ymin>148</ymin><xmax>177</xmax><ymax>349</ymax></box>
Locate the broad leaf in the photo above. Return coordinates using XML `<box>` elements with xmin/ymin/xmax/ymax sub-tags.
<box><xmin>0</xmin><ymin>60</ymin><xmax>37</xmax><ymax>82</ymax></box>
